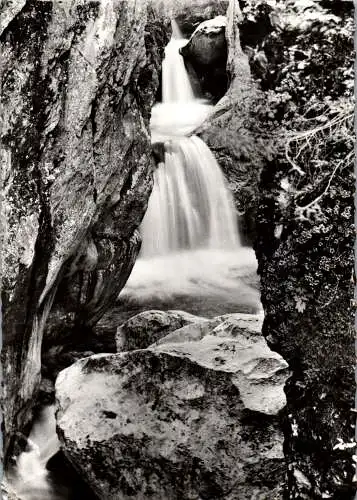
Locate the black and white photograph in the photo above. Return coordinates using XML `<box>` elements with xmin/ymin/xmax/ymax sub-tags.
<box><xmin>0</xmin><ymin>0</ymin><xmax>355</xmax><ymax>498</ymax></box>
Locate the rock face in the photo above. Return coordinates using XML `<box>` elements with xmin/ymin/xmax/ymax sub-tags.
<box><xmin>56</xmin><ymin>312</ymin><xmax>289</xmax><ymax>499</ymax></box>
<box><xmin>153</xmin><ymin>0</ymin><xmax>228</xmax><ymax>38</ymax></box>
<box><xmin>152</xmin><ymin>313</ymin><xmax>288</xmax><ymax>416</ymax></box>
<box><xmin>1</xmin><ymin>1</ymin><xmax>168</xmax><ymax>460</ymax></box>
<box><xmin>116</xmin><ymin>309</ymin><xmax>205</xmax><ymax>352</ymax></box>
<box><xmin>255</xmin><ymin>155</ymin><xmax>355</xmax><ymax>496</ymax></box>
<box><xmin>180</xmin><ymin>16</ymin><xmax>228</xmax><ymax>102</ymax></box>
<box><xmin>194</xmin><ymin>0</ymin><xmax>266</xmax><ymax>246</ymax></box>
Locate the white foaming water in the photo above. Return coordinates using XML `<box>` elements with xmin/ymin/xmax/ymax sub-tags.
<box><xmin>150</xmin><ymin>22</ymin><xmax>212</xmax><ymax>143</ymax></box>
<box><xmin>142</xmin><ymin>21</ymin><xmax>240</xmax><ymax>258</ymax></box>
<box><xmin>128</xmin><ymin>22</ymin><xmax>259</xmax><ymax>312</ymax></box>
<box><xmin>162</xmin><ymin>20</ymin><xmax>194</xmax><ymax>104</ymax></box>
<box><xmin>162</xmin><ymin>38</ymin><xmax>195</xmax><ymax>104</ymax></box>
<box><xmin>141</xmin><ymin>136</ymin><xmax>239</xmax><ymax>257</ymax></box>
<box><xmin>122</xmin><ymin>247</ymin><xmax>260</xmax><ymax>311</ymax></box>
<box><xmin>150</xmin><ymin>101</ymin><xmax>212</xmax><ymax>141</ymax></box>
<box><xmin>5</xmin><ymin>405</ymin><xmax>63</xmax><ymax>500</ymax></box>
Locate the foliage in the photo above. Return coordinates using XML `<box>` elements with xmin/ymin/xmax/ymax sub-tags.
<box><xmin>280</xmin><ymin>102</ymin><xmax>353</xmax><ymax>224</ymax></box>
<box><xmin>203</xmin><ymin>0</ymin><xmax>353</xmax><ymax>245</ymax></box>
<box><xmin>240</xmin><ymin>0</ymin><xmax>354</xmax><ymax>123</ymax></box>
<box><xmin>239</xmin><ymin>0</ymin><xmax>354</xmax><ymax>228</ymax></box>
<box><xmin>244</xmin><ymin>3</ymin><xmax>355</xmax><ymax>495</ymax></box>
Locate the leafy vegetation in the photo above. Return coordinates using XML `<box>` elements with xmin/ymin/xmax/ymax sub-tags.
<box><xmin>241</xmin><ymin>0</ymin><xmax>354</xmax><ymax>229</ymax></box>
<box><xmin>241</xmin><ymin>0</ymin><xmax>353</xmax><ymax>115</ymax></box>
<box><xmin>247</xmin><ymin>4</ymin><xmax>355</xmax><ymax>495</ymax></box>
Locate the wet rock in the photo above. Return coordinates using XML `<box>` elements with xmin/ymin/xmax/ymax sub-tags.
<box><xmin>38</xmin><ymin>377</ymin><xmax>56</xmax><ymax>406</ymax></box>
<box><xmin>56</xmin><ymin>313</ymin><xmax>288</xmax><ymax>498</ymax></box>
<box><xmin>180</xmin><ymin>16</ymin><xmax>228</xmax><ymax>102</ymax></box>
<box><xmin>43</xmin><ymin>347</ymin><xmax>96</xmax><ymax>384</ymax></box>
<box><xmin>153</xmin><ymin>0</ymin><xmax>228</xmax><ymax>38</ymax></box>
<box><xmin>152</xmin><ymin>142</ymin><xmax>165</xmax><ymax>164</ymax></box>
<box><xmin>181</xmin><ymin>16</ymin><xmax>227</xmax><ymax>66</ymax></box>
<box><xmin>116</xmin><ymin>309</ymin><xmax>205</xmax><ymax>352</ymax></box>
<box><xmin>47</xmin><ymin>450</ymin><xmax>99</xmax><ymax>500</ymax></box>
<box><xmin>1</xmin><ymin>0</ymin><xmax>169</xmax><ymax>460</ymax></box>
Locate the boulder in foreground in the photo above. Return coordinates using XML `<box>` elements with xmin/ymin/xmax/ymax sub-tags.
<box><xmin>56</xmin><ymin>313</ymin><xmax>289</xmax><ymax>499</ymax></box>
<box><xmin>116</xmin><ymin>309</ymin><xmax>205</xmax><ymax>351</ymax></box>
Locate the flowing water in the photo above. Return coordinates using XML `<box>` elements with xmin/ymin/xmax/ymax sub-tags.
<box><xmin>5</xmin><ymin>406</ymin><xmax>64</xmax><ymax>500</ymax></box>
<box><xmin>141</xmin><ymin>135</ymin><xmax>239</xmax><ymax>257</ymax></box>
<box><xmin>142</xmin><ymin>21</ymin><xmax>240</xmax><ymax>258</ymax></box>
<box><xmin>126</xmin><ymin>21</ymin><xmax>260</xmax><ymax>314</ymax></box>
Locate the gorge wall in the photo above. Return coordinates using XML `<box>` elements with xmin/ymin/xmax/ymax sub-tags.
<box><xmin>181</xmin><ymin>1</ymin><xmax>355</xmax><ymax>496</ymax></box>
<box><xmin>1</xmin><ymin>0</ymin><xmax>169</xmax><ymax>460</ymax></box>
<box><xmin>255</xmin><ymin>126</ymin><xmax>355</xmax><ymax>498</ymax></box>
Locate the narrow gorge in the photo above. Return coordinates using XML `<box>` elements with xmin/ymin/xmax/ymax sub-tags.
<box><xmin>1</xmin><ymin>0</ymin><xmax>355</xmax><ymax>499</ymax></box>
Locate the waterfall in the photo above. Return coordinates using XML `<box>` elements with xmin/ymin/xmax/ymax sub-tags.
<box><xmin>141</xmin><ymin>136</ymin><xmax>239</xmax><ymax>257</ymax></box>
<box><xmin>121</xmin><ymin>23</ymin><xmax>262</xmax><ymax>314</ymax></box>
<box><xmin>162</xmin><ymin>41</ymin><xmax>195</xmax><ymax>103</ymax></box>
<box><xmin>141</xmin><ymin>22</ymin><xmax>240</xmax><ymax>258</ymax></box>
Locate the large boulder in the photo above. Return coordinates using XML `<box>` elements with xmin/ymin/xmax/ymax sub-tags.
<box><xmin>152</xmin><ymin>313</ymin><xmax>287</xmax><ymax>416</ymax></box>
<box><xmin>181</xmin><ymin>16</ymin><xmax>227</xmax><ymax>66</ymax></box>
<box><xmin>1</xmin><ymin>0</ymin><xmax>169</xmax><ymax>460</ymax></box>
<box><xmin>56</xmin><ymin>313</ymin><xmax>289</xmax><ymax>498</ymax></box>
<box><xmin>180</xmin><ymin>16</ymin><xmax>228</xmax><ymax>102</ymax></box>
<box><xmin>175</xmin><ymin>1</ymin><xmax>228</xmax><ymax>38</ymax></box>
<box><xmin>116</xmin><ymin>309</ymin><xmax>205</xmax><ymax>352</ymax></box>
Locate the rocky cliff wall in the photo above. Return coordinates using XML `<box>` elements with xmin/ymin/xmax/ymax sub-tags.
<box><xmin>255</xmin><ymin>128</ymin><xmax>355</xmax><ymax>498</ymax></box>
<box><xmin>1</xmin><ymin>0</ymin><xmax>169</xmax><ymax>460</ymax></box>
<box><xmin>188</xmin><ymin>0</ymin><xmax>355</xmax><ymax>495</ymax></box>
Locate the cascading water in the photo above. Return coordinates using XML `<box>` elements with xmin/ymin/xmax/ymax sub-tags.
<box><xmin>161</xmin><ymin>29</ymin><xmax>194</xmax><ymax>103</ymax></box>
<box><xmin>123</xmin><ymin>22</ymin><xmax>260</xmax><ymax>314</ymax></box>
<box><xmin>141</xmin><ymin>21</ymin><xmax>240</xmax><ymax>258</ymax></box>
<box><xmin>141</xmin><ymin>136</ymin><xmax>239</xmax><ymax>257</ymax></box>
<box><xmin>5</xmin><ymin>405</ymin><xmax>64</xmax><ymax>500</ymax></box>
